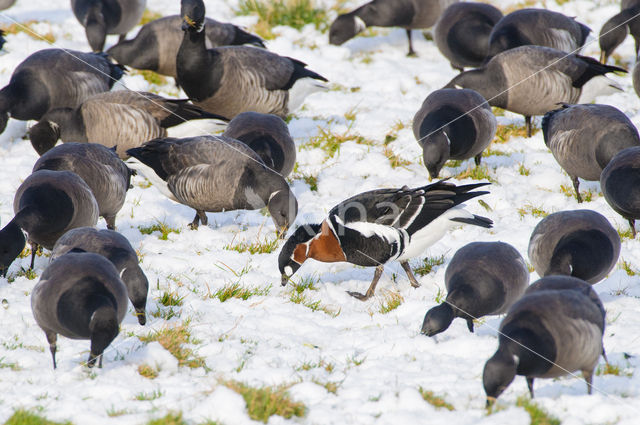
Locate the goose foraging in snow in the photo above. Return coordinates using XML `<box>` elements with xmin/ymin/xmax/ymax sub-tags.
<box><xmin>601</xmin><ymin>146</ymin><xmax>640</xmax><ymax>237</ymax></box>
<box><xmin>599</xmin><ymin>0</ymin><xmax>640</xmax><ymax>63</ymax></box>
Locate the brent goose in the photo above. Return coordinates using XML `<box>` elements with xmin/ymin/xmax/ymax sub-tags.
<box><xmin>542</xmin><ymin>103</ymin><xmax>640</xmax><ymax>202</ymax></box>
<box><xmin>177</xmin><ymin>0</ymin><xmax>328</xmax><ymax>119</ymax></box>
<box><xmin>279</xmin><ymin>180</ymin><xmax>492</xmax><ymax>301</ymax></box>
<box><xmin>71</xmin><ymin>0</ymin><xmax>147</xmax><ymax>52</ymax></box>
<box><xmin>0</xmin><ymin>0</ymin><xmax>15</xmax><ymax>10</ymax></box>
<box><xmin>126</xmin><ymin>135</ymin><xmax>298</xmax><ymax>233</ymax></box>
<box><xmin>0</xmin><ymin>49</ymin><xmax>124</xmax><ymax>134</ymax></box>
<box><xmin>421</xmin><ymin>241</ymin><xmax>529</xmax><ymax>336</ymax></box>
<box><xmin>0</xmin><ymin>170</ymin><xmax>99</xmax><ymax>276</ymax></box>
<box><xmin>599</xmin><ymin>0</ymin><xmax>640</xmax><ymax>63</ymax></box>
<box><xmin>528</xmin><ymin>210</ymin><xmax>620</xmax><ymax>284</ymax></box>
<box><xmin>412</xmin><ymin>88</ymin><xmax>497</xmax><ymax>178</ymax></box>
<box><xmin>31</xmin><ymin>251</ymin><xmax>128</xmax><ymax>368</ymax></box>
<box><xmin>51</xmin><ymin>227</ymin><xmax>148</xmax><ymax>325</ymax></box>
<box><xmin>28</xmin><ymin>90</ymin><xmax>227</xmax><ymax>158</ymax></box>
<box><xmin>601</xmin><ymin>146</ymin><xmax>640</xmax><ymax>236</ymax></box>
<box><xmin>443</xmin><ymin>45</ymin><xmax>625</xmax><ymax>137</ymax></box>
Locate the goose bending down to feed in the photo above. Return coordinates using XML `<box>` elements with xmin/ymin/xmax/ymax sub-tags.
<box><xmin>31</xmin><ymin>252</ymin><xmax>128</xmax><ymax>368</ymax></box>
<box><xmin>412</xmin><ymin>88</ymin><xmax>497</xmax><ymax>178</ymax></box>
<box><xmin>32</xmin><ymin>143</ymin><xmax>132</xmax><ymax>230</ymax></box>
<box><xmin>433</xmin><ymin>2</ymin><xmax>503</xmax><ymax>70</ymax></box>
<box><xmin>486</xmin><ymin>8</ymin><xmax>591</xmax><ymax>60</ymax></box>
<box><xmin>443</xmin><ymin>45</ymin><xmax>626</xmax><ymax>137</ymax></box>
<box><xmin>279</xmin><ymin>180</ymin><xmax>493</xmax><ymax>301</ymax></box>
<box><xmin>483</xmin><ymin>277</ymin><xmax>605</xmax><ymax>403</ymax></box>
<box><xmin>601</xmin><ymin>146</ymin><xmax>640</xmax><ymax>237</ymax></box>
<box><xmin>0</xmin><ymin>170</ymin><xmax>99</xmax><ymax>277</ymax></box>
<box><xmin>222</xmin><ymin>112</ymin><xmax>296</xmax><ymax>177</ymax></box>
<box><xmin>599</xmin><ymin>0</ymin><xmax>640</xmax><ymax>63</ymax></box>
<box><xmin>108</xmin><ymin>15</ymin><xmax>264</xmax><ymax>81</ymax></box>
<box><xmin>51</xmin><ymin>227</ymin><xmax>149</xmax><ymax>325</ymax></box>
<box><xmin>0</xmin><ymin>0</ymin><xmax>16</xmax><ymax>10</ymax></box>
<box><xmin>528</xmin><ymin>209</ymin><xmax>620</xmax><ymax>284</ymax></box>
<box><xmin>28</xmin><ymin>90</ymin><xmax>228</xmax><ymax>158</ymax></box>
<box><xmin>329</xmin><ymin>0</ymin><xmax>459</xmax><ymax>56</ymax></box>
<box><xmin>0</xmin><ymin>49</ymin><xmax>125</xmax><ymax>134</ymax></box>
<box><xmin>421</xmin><ymin>241</ymin><xmax>528</xmax><ymax>336</ymax></box>
<box><xmin>542</xmin><ymin>103</ymin><xmax>640</xmax><ymax>202</ymax></box>
<box><xmin>71</xmin><ymin>0</ymin><xmax>147</xmax><ymax>52</ymax></box>
<box><xmin>126</xmin><ymin>135</ymin><xmax>298</xmax><ymax>233</ymax></box>
<box><xmin>634</xmin><ymin>55</ymin><xmax>640</xmax><ymax>97</ymax></box>
<box><xmin>178</xmin><ymin>0</ymin><xmax>328</xmax><ymax>120</ymax></box>
<box><xmin>0</xmin><ymin>30</ymin><xmax>6</xmax><ymax>51</ymax></box>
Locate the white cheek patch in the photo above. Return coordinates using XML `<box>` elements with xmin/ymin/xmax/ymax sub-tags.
<box><xmin>119</xmin><ymin>267</ymin><xmax>127</xmax><ymax>279</ymax></box>
<box><xmin>354</xmin><ymin>16</ymin><xmax>367</xmax><ymax>33</ymax></box>
<box><xmin>284</xmin><ymin>266</ymin><xmax>293</xmax><ymax>275</ymax></box>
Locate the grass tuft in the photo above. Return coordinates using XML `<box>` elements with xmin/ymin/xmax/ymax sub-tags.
<box><xmin>301</xmin><ymin>124</ymin><xmax>374</xmax><ymax>159</ymax></box>
<box><xmin>418</xmin><ymin>388</ymin><xmax>454</xmax><ymax>411</ymax></box>
<box><xmin>5</xmin><ymin>409</ymin><xmax>72</xmax><ymax>425</ymax></box>
<box><xmin>494</xmin><ymin>123</ymin><xmax>538</xmax><ymax>143</ymax></box>
<box><xmin>139</xmin><ymin>322</ymin><xmax>207</xmax><ymax>369</ymax></box>
<box><xmin>617</xmin><ymin>227</ymin><xmax>635</xmax><ymax>241</ymax></box>
<box><xmin>139</xmin><ymin>9</ymin><xmax>163</xmax><ymax>25</ymax></box>
<box><xmin>1</xmin><ymin>20</ymin><xmax>56</xmax><ymax>43</ymax></box>
<box><xmin>515</xmin><ymin>395</ymin><xmax>560</xmax><ymax>425</ymax></box>
<box><xmin>135</xmin><ymin>389</ymin><xmax>164</xmax><ymax>401</ymax></box>
<box><xmin>224</xmin><ymin>236</ymin><xmax>279</xmax><ymax>254</ymax></box>
<box><xmin>211</xmin><ymin>283</ymin><xmax>271</xmax><ymax>302</ymax></box>
<box><xmin>7</xmin><ymin>267</ymin><xmax>38</xmax><ymax>283</ymax></box>
<box><xmin>158</xmin><ymin>290</ymin><xmax>185</xmax><ymax>307</ymax></box>
<box><xmin>131</xmin><ymin>69</ymin><xmax>168</xmax><ymax>86</ymax></box>
<box><xmin>223</xmin><ymin>381</ymin><xmax>306</xmax><ymax>423</ymax></box>
<box><xmin>517</xmin><ymin>204</ymin><xmax>549</xmax><ymax>219</ymax></box>
<box><xmin>378</xmin><ymin>290</ymin><xmax>404</xmax><ymax>314</ymax></box>
<box><xmin>518</xmin><ymin>163</ymin><xmax>531</xmax><ymax>176</ymax></box>
<box><xmin>413</xmin><ymin>255</ymin><xmax>446</xmax><ymax>277</ymax></box>
<box><xmin>455</xmin><ymin>165</ymin><xmax>497</xmax><ymax>183</ymax></box>
<box><xmin>559</xmin><ymin>184</ymin><xmax>594</xmax><ymax>202</ymax></box>
<box><xmin>138</xmin><ymin>363</ymin><xmax>159</xmax><ymax>379</ymax></box>
<box><xmin>235</xmin><ymin>0</ymin><xmax>328</xmax><ymax>39</ymax></box>
<box><xmin>383</xmin><ymin>145</ymin><xmax>412</xmax><ymax>169</ymax></box>
<box><xmin>146</xmin><ymin>412</ymin><xmax>187</xmax><ymax>425</ymax></box>
<box><xmin>139</xmin><ymin>221</ymin><xmax>181</xmax><ymax>240</ymax></box>
<box><xmin>289</xmin><ymin>291</ymin><xmax>340</xmax><ymax>316</ymax></box>
<box><xmin>619</xmin><ymin>259</ymin><xmax>637</xmax><ymax>276</ymax></box>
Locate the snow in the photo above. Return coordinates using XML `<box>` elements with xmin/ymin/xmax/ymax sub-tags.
<box><xmin>1</xmin><ymin>0</ymin><xmax>640</xmax><ymax>424</ymax></box>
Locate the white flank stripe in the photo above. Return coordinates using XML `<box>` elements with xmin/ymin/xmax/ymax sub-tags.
<box><xmin>126</xmin><ymin>158</ymin><xmax>177</xmax><ymax>201</ymax></box>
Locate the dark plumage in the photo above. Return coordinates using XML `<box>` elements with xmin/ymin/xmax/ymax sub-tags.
<box><xmin>177</xmin><ymin>0</ymin><xmax>328</xmax><ymax>119</ymax></box>
<box><xmin>126</xmin><ymin>135</ymin><xmax>298</xmax><ymax>233</ymax></box>
<box><xmin>633</xmin><ymin>55</ymin><xmax>640</xmax><ymax>97</ymax></box>
<box><xmin>542</xmin><ymin>104</ymin><xmax>640</xmax><ymax>202</ymax></box>
<box><xmin>412</xmin><ymin>88</ymin><xmax>496</xmax><ymax>178</ymax></box>
<box><xmin>107</xmin><ymin>15</ymin><xmax>264</xmax><ymax>80</ymax></box>
<box><xmin>32</xmin><ymin>143</ymin><xmax>132</xmax><ymax>229</ymax></box>
<box><xmin>0</xmin><ymin>49</ymin><xmax>124</xmax><ymax>134</ymax></box>
<box><xmin>329</xmin><ymin>0</ymin><xmax>458</xmax><ymax>56</ymax></box>
<box><xmin>483</xmin><ymin>277</ymin><xmax>605</xmax><ymax>403</ymax></box>
<box><xmin>31</xmin><ymin>252</ymin><xmax>128</xmax><ymax>368</ymax></box>
<box><xmin>222</xmin><ymin>112</ymin><xmax>296</xmax><ymax>177</ymax></box>
<box><xmin>71</xmin><ymin>0</ymin><xmax>147</xmax><ymax>52</ymax></box>
<box><xmin>28</xmin><ymin>90</ymin><xmax>227</xmax><ymax>158</ymax></box>
<box><xmin>601</xmin><ymin>146</ymin><xmax>640</xmax><ymax>236</ymax></box>
<box><xmin>279</xmin><ymin>180</ymin><xmax>493</xmax><ymax>300</ymax></box>
<box><xmin>487</xmin><ymin>8</ymin><xmax>591</xmax><ymax>60</ymax></box>
<box><xmin>0</xmin><ymin>170</ymin><xmax>99</xmax><ymax>277</ymax></box>
<box><xmin>421</xmin><ymin>241</ymin><xmax>529</xmax><ymax>336</ymax></box>
<box><xmin>0</xmin><ymin>0</ymin><xmax>16</xmax><ymax>10</ymax></box>
<box><xmin>0</xmin><ymin>30</ymin><xmax>6</xmax><ymax>51</ymax></box>
<box><xmin>444</xmin><ymin>45</ymin><xmax>626</xmax><ymax>137</ymax></box>
<box><xmin>434</xmin><ymin>2</ymin><xmax>503</xmax><ymax>70</ymax></box>
<box><xmin>599</xmin><ymin>0</ymin><xmax>640</xmax><ymax>63</ymax></box>
<box><xmin>528</xmin><ymin>210</ymin><xmax>620</xmax><ymax>284</ymax></box>
<box><xmin>51</xmin><ymin>227</ymin><xmax>149</xmax><ymax>325</ymax></box>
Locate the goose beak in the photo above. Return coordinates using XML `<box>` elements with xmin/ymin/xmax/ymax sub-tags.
<box><xmin>599</xmin><ymin>51</ymin><xmax>606</xmax><ymax>64</ymax></box>
<box><xmin>281</xmin><ymin>274</ymin><xmax>289</xmax><ymax>286</ymax></box>
<box><xmin>182</xmin><ymin>15</ymin><xmax>196</xmax><ymax>30</ymax></box>
<box><xmin>486</xmin><ymin>396</ymin><xmax>496</xmax><ymax>409</ymax></box>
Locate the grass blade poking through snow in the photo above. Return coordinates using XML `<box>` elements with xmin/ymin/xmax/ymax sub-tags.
<box><xmin>223</xmin><ymin>381</ymin><xmax>306</xmax><ymax>423</ymax></box>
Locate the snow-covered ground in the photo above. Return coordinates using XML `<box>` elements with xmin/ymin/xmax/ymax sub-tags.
<box><xmin>1</xmin><ymin>0</ymin><xmax>640</xmax><ymax>424</ymax></box>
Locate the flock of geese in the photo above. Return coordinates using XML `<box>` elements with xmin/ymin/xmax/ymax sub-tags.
<box><xmin>0</xmin><ymin>0</ymin><xmax>639</xmax><ymax>412</ymax></box>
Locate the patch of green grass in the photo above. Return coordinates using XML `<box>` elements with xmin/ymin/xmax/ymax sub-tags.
<box><xmin>492</xmin><ymin>107</ymin><xmax>505</xmax><ymax>117</ymax></box>
<box><xmin>446</xmin><ymin>159</ymin><xmax>465</xmax><ymax>168</ymax></box>
<box><xmin>8</xmin><ymin>266</ymin><xmax>38</xmax><ymax>283</ymax></box>
<box><xmin>139</xmin><ymin>322</ymin><xmax>207</xmax><ymax>370</ymax></box>
<box><xmin>1</xmin><ymin>335</ymin><xmax>44</xmax><ymax>352</ymax></box>
<box><xmin>455</xmin><ymin>165</ymin><xmax>497</xmax><ymax>183</ymax></box>
<box><xmin>131</xmin><ymin>69</ymin><xmax>168</xmax><ymax>86</ymax></box>
<box><xmin>312</xmin><ymin>379</ymin><xmax>339</xmax><ymax>394</ymax></box>
<box><xmin>478</xmin><ymin>199</ymin><xmax>493</xmax><ymax>212</ymax></box>
<box><xmin>1</xmin><ymin>20</ymin><xmax>56</xmax><ymax>43</ymax></box>
<box><xmin>517</xmin><ymin>204</ymin><xmax>549</xmax><ymax>219</ymax></box>
<box><xmin>135</xmin><ymin>389</ymin><xmax>164</xmax><ymax>401</ymax></box>
<box><xmin>484</xmin><ymin>148</ymin><xmax>509</xmax><ymax>157</ymax></box>
<box><xmin>138</xmin><ymin>221</ymin><xmax>181</xmax><ymax>240</ymax></box>
<box><xmin>5</xmin><ymin>409</ymin><xmax>72</xmax><ymax>425</ymax></box>
<box><xmin>224</xmin><ymin>235</ymin><xmax>279</xmax><ymax>254</ymax></box>
<box><xmin>289</xmin><ymin>291</ymin><xmax>340</xmax><ymax>317</ymax></box>
<box><xmin>418</xmin><ymin>388</ymin><xmax>454</xmax><ymax>411</ymax></box>
<box><xmin>211</xmin><ymin>283</ymin><xmax>271</xmax><ymax>302</ymax></box>
<box><xmin>138</xmin><ymin>363</ymin><xmax>159</xmax><ymax>379</ymax></box>
<box><xmin>158</xmin><ymin>290</ymin><xmax>185</xmax><ymax>307</ymax></box>
<box><xmin>518</xmin><ymin>163</ymin><xmax>531</xmax><ymax>176</ymax></box>
<box><xmin>291</xmin><ymin>275</ymin><xmax>319</xmax><ymax>293</ymax></box>
<box><xmin>383</xmin><ymin>145</ymin><xmax>412</xmax><ymax>169</ymax></box>
<box><xmin>617</xmin><ymin>227</ymin><xmax>635</xmax><ymax>241</ymax></box>
<box><xmin>296</xmin><ymin>358</ymin><xmax>334</xmax><ymax>372</ymax></box>
<box><xmin>301</xmin><ymin>174</ymin><xmax>319</xmax><ymax>191</ymax></box>
<box><xmin>301</xmin><ymin>123</ymin><xmax>374</xmax><ymax>159</ymax></box>
<box><xmin>413</xmin><ymin>255</ymin><xmax>446</xmax><ymax>276</ymax></box>
<box><xmin>378</xmin><ymin>290</ymin><xmax>404</xmax><ymax>314</ymax></box>
<box><xmin>139</xmin><ymin>9</ymin><xmax>163</xmax><ymax>25</ymax></box>
<box><xmin>434</xmin><ymin>286</ymin><xmax>446</xmax><ymax>303</ymax></box>
<box><xmin>619</xmin><ymin>259</ymin><xmax>637</xmax><ymax>276</ymax></box>
<box><xmin>0</xmin><ymin>357</ymin><xmax>22</xmax><ymax>371</ymax></box>
<box><xmin>146</xmin><ymin>412</ymin><xmax>187</xmax><ymax>425</ymax></box>
<box><xmin>559</xmin><ymin>184</ymin><xmax>594</xmax><ymax>202</ymax></box>
<box><xmin>515</xmin><ymin>395</ymin><xmax>560</xmax><ymax>425</ymax></box>
<box><xmin>494</xmin><ymin>123</ymin><xmax>537</xmax><ymax>143</ymax></box>
<box><xmin>596</xmin><ymin>362</ymin><xmax>633</xmax><ymax>377</ymax></box>
<box><xmin>235</xmin><ymin>0</ymin><xmax>328</xmax><ymax>39</ymax></box>
<box><xmin>223</xmin><ymin>381</ymin><xmax>306</xmax><ymax>423</ymax></box>
<box><xmin>106</xmin><ymin>406</ymin><xmax>130</xmax><ymax>417</ymax></box>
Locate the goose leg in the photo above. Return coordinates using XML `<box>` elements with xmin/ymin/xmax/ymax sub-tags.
<box><xmin>466</xmin><ymin>318</ymin><xmax>474</xmax><ymax>333</ymax></box>
<box><xmin>583</xmin><ymin>368</ymin><xmax>594</xmax><ymax>395</ymax></box>
<box><xmin>526</xmin><ymin>376</ymin><xmax>535</xmax><ymax>398</ymax></box>
<box><xmin>571</xmin><ymin>175</ymin><xmax>583</xmax><ymax>203</ymax></box>
<box><xmin>347</xmin><ymin>265</ymin><xmax>384</xmax><ymax>301</ymax></box>
<box><xmin>118</xmin><ymin>33</ymin><xmax>126</xmax><ymax>43</ymax></box>
<box><xmin>602</xmin><ymin>347</ymin><xmax>609</xmax><ymax>364</ymax></box>
<box><xmin>104</xmin><ymin>214</ymin><xmax>116</xmax><ymax>230</ymax></box>
<box><xmin>400</xmin><ymin>261</ymin><xmax>420</xmax><ymax>288</ymax></box>
<box><xmin>474</xmin><ymin>153</ymin><xmax>482</xmax><ymax>166</ymax></box>
<box><xmin>189</xmin><ymin>210</ymin><xmax>208</xmax><ymax>230</ymax></box>
<box><xmin>29</xmin><ymin>242</ymin><xmax>40</xmax><ymax>270</ymax></box>
<box><xmin>525</xmin><ymin>116</ymin><xmax>532</xmax><ymax>137</ymax></box>
<box><xmin>599</xmin><ymin>51</ymin><xmax>607</xmax><ymax>64</ymax></box>
<box><xmin>629</xmin><ymin>219</ymin><xmax>636</xmax><ymax>238</ymax></box>
<box><xmin>406</xmin><ymin>30</ymin><xmax>416</xmax><ymax>57</ymax></box>
<box><xmin>45</xmin><ymin>330</ymin><xmax>57</xmax><ymax>369</ymax></box>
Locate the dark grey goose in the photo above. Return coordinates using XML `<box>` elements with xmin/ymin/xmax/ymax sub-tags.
<box><xmin>633</xmin><ymin>54</ymin><xmax>640</xmax><ymax>97</ymax></box>
<box><xmin>0</xmin><ymin>49</ymin><xmax>124</xmax><ymax>134</ymax></box>
<box><xmin>51</xmin><ymin>227</ymin><xmax>148</xmax><ymax>325</ymax></box>
<box><xmin>126</xmin><ymin>135</ymin><xmax>298</xmax><ymax>234</ymax></box>
<box><xmin>178</xmin><ymin>0</ymin><xmax>328</xmax><ymax>120</ymax></box>
<box><xmin>71</xmin><ymin>0</ymin><xmax>146</xmax><ymax>52</ymax></box>
<box><xmin>599</xmin><ymin>0</ymin><xmax>640</xmax><ymax>63</ymax></box>
<box><xmin>486</xmin><ymin>8</ymin><xmax>591</xmax><ymax>60</ymax></box>
<box><xmin>601</xmin><ymin>146</ymin><xmax>640</xmax><ymax>236</ymax></box>
<box><xmin>31</xmin><ymin>251</ymin><xmax>128</xmax><ymax>368</ymax></box>
<box><xmin>0</xmin><ymin>170</ymin><xmax>99</xmax><ymax>277</ymax></box>
<box><xmin>0</xmin><ymin>0</ymin><xmax>16</xmax><ymax>10</ymax></box>
<box><xmin>32</xmin><ymin>143</ymin><xmax>133</xmax><ymax>229</ymax></box>
<box><xmin>483</xmin><ymin>279</ymin><xmax>605</xmax><ymax>403</ymax></box>
<box><xmin>412</xmin><ymin>88</ymin><xmax>496</xmax><ymax>178</ymax></box>
<box><xmin>421</xmin><ymin>241</ymin><xmax>529</xmax><ymax>337</ymax></box>
<box><xmin>434</xmin><ymin>2</ymin><xmax>503</xmax><ymax>70</ymax></box>
<box><xmin>443</xmin><ymin>45</ymin><xmax>625</xmax><ymax>137</ymax></box>
<box><xmin>329</xmin><ymin>0</ymin><xmax>459</xmax><ymax>56</ymax></box>
<box><xmin>107</xmin><ymin>15</ymin><xmax>264</xmax><ymax>81</ymax></box>
<box><xmin>528</xmin><ymin>210</ymin><xmax>620</xmax><ymax>284</ymax></box>
<box><xmin>28</xmin><ymin>90</ymin><xmax>227</xmax><ymax>158</ymax></box>
<box><xmin>542</xmin><ymin>103</ymin><xmax>640</xmax><ymax>202</ymax></box>
<box><xmin>222</xmin><ymin>112</ymin><xmax>296</xmax><ymax>177</ymax></box>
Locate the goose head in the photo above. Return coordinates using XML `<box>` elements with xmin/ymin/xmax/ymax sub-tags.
<box><xmin>181</xmin><ymin>0</ymin><xmax>206</xmax><ymax>33</ymax></box>
<box><xmin>329</xmin><ymin>13</ymin><xmax>366</xmax><ymax>46</ymax></box>
<box><xmin>278</xmin><ymin>223</ymin><xmax>321</xmax><ymax>286</ymax></box>
<box><xmin>421</xmin><ymin>302</ymin><xmax>455</xmax><ymax>336</ymax></box>
<box><xmin>483</xmin><ymin>347</ymin><xmax>518</xmax><ymax>406</ymax></box>
<box><xmin>267</xmin><ymin>188</ymin><xmax>298</xmax><ymax>238</ymax></box>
